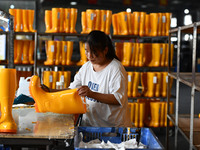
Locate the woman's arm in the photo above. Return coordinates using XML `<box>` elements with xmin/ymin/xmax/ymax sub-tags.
<box><xmin>77</xmin><ymin>86</ymin><xmax>120</xmax><ymax>105</ymax></box>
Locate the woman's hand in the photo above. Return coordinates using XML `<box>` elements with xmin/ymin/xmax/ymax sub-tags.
<box><xmin>77</xmin><ymin>86</ymin><xmax>93</xmax><ymax>97</ymax></box>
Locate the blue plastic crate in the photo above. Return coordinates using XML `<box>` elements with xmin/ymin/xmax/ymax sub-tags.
<box><xmin>74</xmin><ymin>127</ymin><xmax>164</xmax><ymax>150</ymax></box>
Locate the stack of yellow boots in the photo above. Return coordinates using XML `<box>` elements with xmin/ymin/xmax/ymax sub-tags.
<box><xmin>45</xmin><ymin>8</ymin><xmax>77</xmax><ymax>33</ymax></box>
<box><xmin>81</xmin><ymin>9</ymin><xmax>112</xmax><ymax>35</ymax></box>
<box><xmin>76</xmin><ymin>42</ymin><xmax>88</xmax><ymax>66</ymax></box>
<box><xmin>9</xmin><ymin>9</ymin><xmax>36</xmax><ymax>32</ymax></box>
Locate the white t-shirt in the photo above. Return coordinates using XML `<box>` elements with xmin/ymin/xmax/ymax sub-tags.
<box><xmin>69</xmin><ymin>58</ymin><xmax>132</xmax><ymax>127</ymax></box>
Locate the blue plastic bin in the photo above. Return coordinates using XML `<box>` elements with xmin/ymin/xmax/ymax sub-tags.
<box><xmin>74</xmin><ymin>127</ymin><xmax>164</xmax><ymax>150</ymax></box>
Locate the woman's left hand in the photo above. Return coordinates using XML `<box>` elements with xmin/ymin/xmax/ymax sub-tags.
<box><xmin>77</xmin><ymin>86</ymin><xmax>93</xmax><ymax>97</ymax></box>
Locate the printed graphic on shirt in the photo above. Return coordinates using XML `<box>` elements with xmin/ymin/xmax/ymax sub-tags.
<box><xmin>86</xmin><ymin>81</ymin><xmax>99</xmax><ymax>102</ymax></box>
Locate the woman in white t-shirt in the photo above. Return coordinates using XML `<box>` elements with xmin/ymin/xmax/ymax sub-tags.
<box><xmin>69</xmin><ymin>31</ymin><xmax>132</xmax><ymax>127</ymax></box>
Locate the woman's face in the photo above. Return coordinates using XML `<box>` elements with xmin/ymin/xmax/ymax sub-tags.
<box><xmin>85</xmin><ymin>43</ymin><xmax>108</xmax><ymax>65</ymax></box>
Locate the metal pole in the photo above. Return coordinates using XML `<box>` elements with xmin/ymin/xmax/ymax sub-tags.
<box><xmin>8</xmin><ymin>15</ymin><xmax>14</xmax><ymax>68</ymax></box>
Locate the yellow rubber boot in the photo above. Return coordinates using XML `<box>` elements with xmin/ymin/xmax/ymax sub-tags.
<box><xmin>128</xmin><ymin>103</ymin><xmax>134</xmax><ymax>125</ymax></box>
<box><xmin>149</xmin><ymin>102</ymin><xmax>160</xmax><ymax>127</ymax></box>
<box><xmin>144</xmin><ymin>14</ymin><xmax>150</xmax><ymax>36</ymax></box>
<box><xmin>127</xmin><ymin>72</ymin><xmax>133</xmax><ymax>98</ymax></box>
<box><xmin>116</xmin><ymin>13</ymin><xmax>121</xmax><ymax>34</ymax></box>
<box><xmin>142</xmin><ymin>43</ymin><xmax>152</xmax><ymax>66</ymax></box>
<box><xmin>164</xmin><ymin>43</ymin><xmax>174</xmax><ymax>67</ymax></box>
<box><xmin>45</xmin><ymin>10</ymin><xmax>52</xmax><ymax>33</ymax></box>
<box><xmin>134</xmin><ymin>102</ymin><xmax>139</xmax><ymax>127</ymax></box>
<box><xmin>115</xmin><ymin>42</ymin><xmax>123</xmax><ymax>61</ymax></box>
<box><xmin>61</xmin><ymin>41</ymin><xmax>67</xmax><ymax>65</ymax></box>
<box><xmin>121</xmin><ymin>42</ymin><xmax>132</xmax><ymax>67</ymax></box>
<box><xmin>146</xmin><ymin>72</ymin><xmax>155</xmax><ymax>97</ymax></box>
<box><xmin>138</xmin><ymin>43</ymin><xmax>144</xmax><ymax>67</ymax></box>
<box><xmin>165</xmin><ymin>13</ymin><xmax>172</xmax><ymax>36</ymax></box>
<box><xmin>112</xmin><ymin>14</ymin><xmax>119</xmax><ymax>35</ymax></box>
<box><xmin>118</xmin><ymin>12</ymin><xmax>128</xmax><ymax>35</ymax></box>
<box><xmin>47</xmin><ymin>8</ymin><xmax>59</xmax><ymax>33</ymax></box>
<box><xmin>132</xmin><ymin>72</ymin><xmax>140</xmax><ymax>97</ymax></box>
<box><xmin>155</xmin><ymin>72</ymin><xmax>161</xmax><ymax>97</ymax></box>
<box><xmin>29</xmin><ymin>40</ymin><xmax>35</xmax><ymax>65</ymax></box>
<box><xmin>139</xmin><ymin>102</ymin><xmax>145</xmax><ymax>127</ymax></box>
<box><xmin>86</xmin><ymin>9</ymin><xmax>95</xmax><ymax>33</ymax></box>
<box><xmin>160</xmin><ymin>43</ymin><xmax>166</xmax><ymax>67</ymax></box>
<box><xmin>64</xmin><ymin>71</ymin><xmax>71</xmax><ymax>88</ymax></box>
<box><xmin>130</xmin><ymin>43</ymin><xmax>136</xmax><ymax>66</ymax></box>
<box><xmin>126</xmin><ymin>12</ymin><xmax>132</xmax><ymax>35</ymax></box>
<box><xmin>141</xmin><ymin>72</ymin><xmax>147</xmax><ymax>97</ymax></box>
<box><xmin>9</xmin><ymin>9</ymin><xmax>16</xmax><ymax>31</ymax></box>
<box><xmin>42</xmin><ymin>71</ymin><xmax>53</xmax><ymax>88</ymax></box>
<box><xmin>55</xmin><ymin>41</ymin><xmax>61</xmax><ymax>65</ymax></box>
<box><xmin>22</xmin><ymin>9</ymin><xmax>29</xmax><ymax>32</ymax></box>
<box><xmin>149</xmin><ymin>13</ymin><xmax>158</xmax><ymax>36</ymax></box>
<box><xmin>139</xmin><ymin>12</ymin><xmax>146</xmax><ymax>37</ymax></box>
<box><xmin>100</xmin><ymin>10</ymin><xmax>106</xmax><ymax>32</ymax></box>
<box><xmin>52</xmin><ymin>71</ymin><xmax>58</xmax><ymax>89</ymax></box>
<box><xmin>14</xmin><ymin>40</ymin><xmax>23</xmax><ymax>64</ymax></box>
<box><xmin>59</xmin><ymin>8</ymin><xmax>64</xmax><ymax>33</ymax></box>
<box><xmin>161</xmin><ymin>13</ymin><xmax>166</xmax><ymax>36</ymax></box>
<box><xmin>160</xmin><ymin>102</ymin><xmax>165</xmax><ymax>127</ymax></box>
<box><xmin>94</xmin><ymin>9</ymin><xmax>101</xmax><ymax>31</ymax></box>
<box><xmin>134</xmin><ymin>43</ymin><xmax>139</xmax><ymax>66</ymax></box>
<box><xmin>81</xmin><ymin>11</ymin><xmax>87</xmax><ymax>34</ymax></box>
<box><xmin>29</xmin><ymin>75</ymin><xmax>87</xmax><ymax>114</ymax></box>
<box><xmin>132</xmin><ymin>12</ymin><xmax>140</xmax><ymax>35</ymax></box>
<box><xmin>161</xmin><ymin>72</ymin><xmax>168</xmax><ymax>97</ymax></box>
<box><xmin>28</xmin><ymin>10</ymin><xmax>36</xmax><ymax>32</ymax></box>
<box><xmin>16</xmin><ymin>9</ymin><xmax>23</xmax><ymax>32</ymax></box>
<box><xmin>66</xmin><ymin>41</ymin><xmax>73</xmax><ymax>65</ymax></box>
<box><xmin>0</xmin><ymin>68</ymin><xmax>17</xmax><ymax>133</ymax></box>
<box><xmin>22</xmin><ymin>40</ymin><xmax>30</xmax><ymax>64</ymax></box>
<box><xmin>164</xmin><ymin>101</ymin><xmax>174</xmax><ymax>127</ymax></box>
<box><xmin>157</xmin><ymin>13</ymin><xmax>162</xmax><ymax>36</ymax></box>
<box><xmin>44</xmin><ymin>41</ymin><xmax>55</xmax><ymax>65</ymax></box>
<box><xmin>149</xmin><ymin>43</ymin><xmax>161</xmax><ymax>67</ymax></box>
<box><xmin>105</xmin><ymin>10</ymin><xmax>112</xmax><ymax>35</ymax></box>
<box><xmin>64</xmin><ymin>8</ymin><xmax>71</xmax><ymax>33</ymax></box>
<box><xmin>77</xmin><ymin>42</ymin><xmax>87</xmax><ymax>66</ymax></box>
<box><xmin>70</xmin><ymin>8</ymin><xmax>77</xmax><ymax>33</ymax></box>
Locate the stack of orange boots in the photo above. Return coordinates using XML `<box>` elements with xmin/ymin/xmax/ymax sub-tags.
<box><xmin>9</xmin><ymin>9</ymin><xmax>36</xmax><ymax>32</ymax></box>
<box><xmin>81</xmin><ymin>9</ymin><xmax>112</xmax><ymax>35</ymax></box>
<box><xmin>45</xmin><ymin>8</ymin><xmax>77</xmax><ymax>33</ymax></box>
<box><xmin>44</xmin><ymin>40</ymin><xmax>74</xmax><ymax>66</ymax></box>
<box><xmin>14</xmin><ymin>40</ymin><xmax>35</xmax><ymax>64</ymax></box>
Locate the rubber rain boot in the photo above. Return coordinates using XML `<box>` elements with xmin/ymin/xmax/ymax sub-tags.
<box><xmin>86</xmin><ymin>9</ymin><xmax>95</xmax><ymax>33</ymax></box>
<box><xmin>161</xmin><ymin>13</ymin><xmax>166</xmax><ymax>36</ymax></box>
<box><xmin>46</xmin><ymin>8</ymin><xmax>59</xmax><ymax>33</ymax></box>
<box><xmin>0</xmin><ymin>68</ymin><xmax>17</xmax><ymax>133</ymax></box>
<box><xmin>22</xmin><ymin>9</ymin><xmax>29</xmax><ymax>32</ymax></box>
<box><xmin>127</xmin><ymin>72</ymin><xmax>133</xmax><ymax>98</ymax></box>
<box><xmin>145</xmin><ymin>72</ymin><xmax>155</xmax><ymax>97</ymax></box>
<box><xmin>139</xmin><ymin>12</ymin><xmax>146</xmax><ymax>37</ymax></box>
<box><xmin>61</xmin><ymin>41</ymin><xmax>67</xmax><ymax>65</ymax></box>
<box><xmin>126</xmin><ymin>12</ymin><xmax>132</xmax><ymax>35</ymax></box>
<box><xmin>66</xmin><ymin>41</ymin><xmax>73</xmax><ymax>65</ymax></box>
<box><xmin>9</xmin><ymin>9</ymin><xmax>16</xmax><ymax>31</ymax></box>
<box><xmin>141</xmin><ymin>72</ymin><xmax>147</xmax><ymax>97</ymax></box>
<box><xmin>134</xmin><ymin>43</ymin><xmax>139</xmax><ymax>67</ymax></box>
<box><xmin>160</xmin><ymin>102</ymin><xmax>165</xmax><ymax>127</ymax></box>
<box><xmin>28</xmin><ymin>10</ymin><xmax>36</xmax><ymax>32</ymax></box>
<box><xmin>149</xmin><ymin>43</ymin><xmax>161</xmax><ymax>67</ymax></box>
<box><xmin>52</xmin><ymin>71</ymin><xmax>58</xmax><ymax>89</ymax></box>
<box><xmin>105</xmin><ymin>10</ymin><xmax>112</xmax><ymax>35</ymax></box>
<box><xmin>16</xmin><ymin>9</ymin><xmax>23</xmax><ymax>32</ymax></box>
<box><xmin>121</xmin><ymin>42</ymin><xmax>132</xmax><ymax>67</ymax></box>
<box><xmin>118</xmin><ymin>12</ymin><xmax>128</xmax><ymax>35</ymax></box>
<box><xmin>29</xmin><ymin>40</ymin><xmax>35</xmax><ymax>65</ymax></box>
<box><xmin>165</xmin><ymin>13</ymin><xmax>172</xmax><ymax>36</ymax></box>
<box><xmin>44</xmin><ymin>41</ymin><xmax>55</xmax><ymax>65</ymax></box>
<box><xmin>59</xmin><ymin>8</ymin><xmax>64</xmax><ymax>33</ymax></box>
<box><xmin>115</xmin><ymin>42</ymin><xmax>123</xmax><ymax>61</ymax></box>
<box><xmin>29</xmin><ymin>75</ymin><xmax>87</xmax><ymax>114</ymax></box>
<box><xmin>144</xmin><ymin>14</ymin><xmax>150</xmax><ymax>36</ymax></box>
<box><xmin>161</xmin><ymin>72</ymin><xmax>168</xmax><ymax>97</ymax></box>
<box><xmin>134</xmin><ymin>102</ymin><xmax>139</xmax><ymax>127</ymax></box>
<box><xmin>160</xmin><ymin>43</ymin><xmax>166</xmax><ymax>67</ymax></box>
<box><xmin>149</xmin><ymin>13</ymin><xmax>158</xmax><ymax>36</ymax></box>
<box><xmin>70</xmin><ymin>8</ymin><xmax>77</xmax><ymax>33</ymax></box>
<box><xmin>142</xmin><ymin>43</ymin><xmax>152</xmax><ymax>66</ymax></box>
<box><xmin>132</xmin><ymin>12</ymin><xmax>140</xmax><ymax>35</ymax></box>
<box><xmin>81</xmin><ymin>11</ymin><xmax>87</xmax><ymax>34</ymax></box>
<box><xmin>155</xmin><ymin>72</ymin><xmax>161</xmax><ymax>97</ymax></box>
<box><xmin>157</xmin><ymin>13</ymin><xmax>162</xmax><ymax>36</ymax></box>
<box><xmin>45</xmin><ymin>10</ymin><xmax>52</xmax><ymax>33</ymax></box>
<box><xmin>149</xmin><ymin>102</ymin><xmax>160</xmax><ymax>127</ymax></box>
<box><xmin>138</xmin><ymin>43</ymin><xmax>144</xmax><ymax>67</ymax></box>
<box><xmin>14</xmin><ymin>40</ymin><xmax>23</xmax><ymax>64</ymax></box>
<box><xmin>42</xmin><ymin>71</ymin><xmax>53</xmax><ymax>88</ymax></box>
<box><xmin>100</xmin><ymin>10</ymin><xmax>106</xmax><ymax>33</ymax></box>
<box><xmin>55</xmin><ymin>41</ymin><xmax>61</xmax><ymax>65</ymax></box>
<box><xmin>128</xmin><ymin>103</ymin><xmax>134</xmax><ymax>124</ymax></box>
<box><xmin>22</xmin><ymin>40</ymin><xmax>30</xmax><ymax>64</ymax></box>
<box><xmin>94</xmin><ymin>9</ymin><xmax>101</xmax><ymax>31</ymax></box>
<box><xmin>132</xmin><ymin>72</ymin><xmax>140</xmax><ymax>97</ymax></box>
<box><xmin>164</xmin><ymin>101</ymin><xmax>174</xmax><ymax>127</ymax></box>
<box><xmin>112</xmin><ymin>14</ymin><xmax>119</xmax><ymax>35</ymax></box>
<box><xmin>139</xmin><ymin>102</ymin><xmax>145</xmax><ymax>127</ymax></box>
<box><xmin>64</xmin><ymin>71</ymin><xmax>71</xmax><ymax>88</ymax></box>
<box><xmin>77</xmin><ymin>42</ymin><xmax>87</xmax><ymax>66</ymax></box>
<box><xmin>64</xmin><ymin>8</ymin><xmax>71</xmax><ymax>33</ymax></box>
<box><xmin>130</xmin><ymin>43</ymin><xmax>136</xmax><ymax>66</ymax></box>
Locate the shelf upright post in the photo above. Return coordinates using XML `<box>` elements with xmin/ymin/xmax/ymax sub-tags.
<box><xmin>8</xmin><ymin>15</ymin><xmax>14</xmax><ymax>68</ymax></box>
<box><xmin>34</xmin><ymin>31</ymin><xmax>38</xmax><ymax>75</ymax></box>
<box><xmin>174</xmin><ymin>27</ymin><xmax>181</xmax><ymax>149</ymax></box>
<box><xmin>189</xmin><ymin>22</ymin><xmax>197</xmax><ymax>150</ymax></box>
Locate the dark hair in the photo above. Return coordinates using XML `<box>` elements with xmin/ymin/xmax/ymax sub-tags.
<box><xmin>86</xmin><ymin>30</ymin><xmax>119</xmax><ymax>60</ymax></box>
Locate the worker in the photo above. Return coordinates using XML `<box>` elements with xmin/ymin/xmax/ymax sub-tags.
<box><xmin>68</xmin><ymin>30</ymin><xmax>131</xmax><ymax>127</ymax></box>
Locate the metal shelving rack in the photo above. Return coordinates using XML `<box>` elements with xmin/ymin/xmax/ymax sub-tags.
<box><xmin>167</xmin><ymin>21</ymin><xmax>200</xmax><ymax>150</ymax></box>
